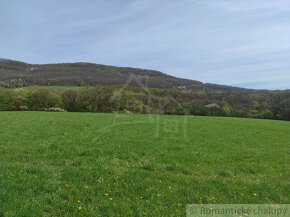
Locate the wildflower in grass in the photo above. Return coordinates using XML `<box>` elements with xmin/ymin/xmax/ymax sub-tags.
<box><xmin>176</xmin><ymin>209</ymin><xmax>179</xmax><ymax>212</ymax></box>
<box><xmin>200</xmin><ymin>197</ymin><xmax>202</xmax><ymax>200</ymax></box>
<box><xmin>157</xmin><ymin>193</ymin><xmax>160</xmax><ymax>197</ymax></box>
<box><xmin>105</xmin><ymin>193</ymin><xmax>109</xmax><ymax>196</ymax></box>
<box><xmin>78</xmin><ymin>206</ymin><xmax>82</xmax><ymax>210</ymax></box>
<box><xmin>109</xmin><ymin>197</ymin><xmax>113</xmax><ymax>200</ymax></box>
<box><xmin>127</xmin><ymin>165</ymin><xmax>130</xmax><ymax>168</ymax></box>
<box><xmin>212</xmin><ymin>196</ymin><xmax>215</xmax><ymax>200</ymax></box>
<box><xmin>159</xmin><ymin>180</ymin><xmax>162</xmax><ymax>183</ymax></box>
<box><xmin>140</xmin><ymin>196</ymin><xmax>143</xmax><ymax>199</ymax></box>
<box><xmin>65</xmin><ymin>184</ymin><xmax>69</xmax><ymax>188</ymax></box>
<box><xmin>84</xmin><ymin>185</ymin><xmax>88</xmax><ymax>189</ymax></box>
<box><xmin>132</xmin><ymin>164</ymin><xmax>135</xmax><ymax>167</ymax></box>
<box><xmin>168</xmin><ymin>186</ymin><xmax>172</xmax><ymax>189</ymax></box>
<box><xmin>245</xmin><ymin>213</ymin><xmax>248</xmax><ymax>216</ymax></box>
<box><xmin>197</xmin><ymin>164</ymin><xmax>200</xmax><ymax>167</ymax></box>
<box><xmin>253</xmin><ymin>193</ymin><xmax>257</xmax><ymax>196</ymax></box>
<box><xmin>77</xmin><ymin>200</ymin><xmax>80</xmax><ymax>203</ymax></box>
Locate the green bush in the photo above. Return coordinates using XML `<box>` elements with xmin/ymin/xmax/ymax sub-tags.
<box><xmin>0</xmin><ymin>90</ymin><xmax>27</xmax><ymax>111</ymax></box>
<box><xmin>62</xmin><ymin>90</ymin><xmax>79</xmax><ymax>112</ymax></box>
<box><xmin>29</xmin><ymin>88</ymin><xmax>63</xmax><ymax>110</ymax></box>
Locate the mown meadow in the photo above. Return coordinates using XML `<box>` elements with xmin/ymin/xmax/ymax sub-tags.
<box><xmin>0</xmin><ymin>112</ymin><xmax>289</xmax><ymax>216</ymax></box>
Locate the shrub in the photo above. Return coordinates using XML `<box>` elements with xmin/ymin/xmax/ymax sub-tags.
<box><xmin>19</xmin><ymin>105</ymin><xmax>28</xmax><ymax>111</ymax></box>
<box><xmin>44</xmin><ymin>107</ymin><xmax>67</xmax><ymax>112</ymax></box>
<box><xmin>0</xmin><ymin>90</ymin><xmax>27</xmax><ymax>111</ymax></box>
<box><xmin>29</xmin><ymin>88</ymin><xmax>63</xmax><ymax>110</ymax></box>
<box><xmin>62</xmin><ymin>90</ymin><xmax>79</xmax><ymax>112</ymax></box>
<box><xmin>0</xmin><ymin>81</ymin><xmax>8</xmax><ymax>88</ymax></box>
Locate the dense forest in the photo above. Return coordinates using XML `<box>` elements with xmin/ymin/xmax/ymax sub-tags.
<box><xmin>0</xmin><ymin>86</ymin><xmax>289</xmax><ymax>121</ymax></box>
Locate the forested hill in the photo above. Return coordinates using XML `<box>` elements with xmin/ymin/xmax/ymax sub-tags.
<box><xmin>1</xmin><ymin>58</ymin><xmax>290</xmax><ymax>120</ymax></box>
<box><xmin>0</xmin><ymin>58</ymin><xmax>244</xmax><ymax>91</ymax></box>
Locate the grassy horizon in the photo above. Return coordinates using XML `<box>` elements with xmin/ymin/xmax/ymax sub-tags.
<box><xmin>0</xmin><ymin>112</ymin><xmax>289</xmax><ymax>216</ymax></box>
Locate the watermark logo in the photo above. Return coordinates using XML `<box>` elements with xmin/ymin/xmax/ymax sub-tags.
<box><xmin>94</xmin><ymin>73</ymin><xmax>189</xmax><ymax>142</ymax></box>
<box><xmin>187</xmin><ymin>204</ymin><xmax>289</xmax><ymax>217</ymax></box>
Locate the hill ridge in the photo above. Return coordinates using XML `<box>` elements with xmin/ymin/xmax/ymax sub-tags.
<box><xmin>1</xmin><ymin>58</ymin><xmax>244</xmax><ymax>91</ymax></box>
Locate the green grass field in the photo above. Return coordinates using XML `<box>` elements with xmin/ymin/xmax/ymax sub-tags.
<box><xmin>0</xmin><ymin>112</ymin><xmax>289</xmax><ymax>217</ymax></box>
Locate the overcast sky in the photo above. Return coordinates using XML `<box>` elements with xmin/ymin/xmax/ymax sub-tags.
<box><xmin>1</xmin><ymin>0</ymin><xmax>290</xmax><ymax>89</ymax></box>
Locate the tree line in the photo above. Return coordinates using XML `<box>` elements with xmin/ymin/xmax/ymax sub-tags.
<box><xmin>0</xmin><ymin>86</ymin><xmax>289</xmax><ymax>121</ymax></box>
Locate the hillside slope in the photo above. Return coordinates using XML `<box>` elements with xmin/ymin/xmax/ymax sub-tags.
<box><xmin>0</xmin><ymin>58</ymin><xmax>243</xmax><ymax>91</ymax></box>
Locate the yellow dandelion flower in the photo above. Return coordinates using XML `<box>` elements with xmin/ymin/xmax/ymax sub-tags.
<box><xmin>84</xmin><ymin>185</ymin><xmax>88</xmax><ymax>189</ymax></box>
<box><xmin>200</xmin><ymin>197</ymin><xmax>202</xmax><ymax>200</ymax></box>
<box><xmin>168</xmin><ymin>186</ymin><xmax>172</xmax><ymax>189</ymax></box>
<box><xmin>109</xmin><ymin>197</ymin><xmax>113</xmax><ymax>200</ymax></box>
<box><xmin>105</xmin><ymin>193</ymin><xmax>109</xmax><ymax>196</ymax></box>
<box><xmin>127</xmin><ymin>165</ymin><xmax>130</xmax><ymax>168</ymax></box>
<box><xmin>77</xmin><ymin>206</ymin><xmax>82</xmax><ymax>210</ymax></box>
<box><xmin>245</xmin><ymin>214</ymin><xmax>248</xmax><ymax>216</ymax></box>
<box><xmin>65</xmin><ymin>184</ymin><xmax>69</xmax><ymax>188</ymax></box>
<box><xmin>253</xmin><ymin>193</ymin><xmax>257</xmax><ymax>196</ymax></box>
<box><xmin>159</xmin><ymin>180</ymin><xmax>162</xmax><ymax>183</ymax></box>
<box><xmin>77</xmin><ymin>200</ymin><xmax>80</xmax><ymax>203</ymax></box>
<box><xmin>212</xmin><ymin>196</ymin><xmax>215</xmax><ymax>200</ymax></box>
<box><xmin>140</xmin><ymin>196</ymin><xmax>143</xmax><ymax>199</ymax></box>
<box><xmin>176</xmin><ymin>209</ymin><xmax>179</xmax><ymax>212</ymax></box>
<box><xmin>157</xmin><ymin>193</ymin><xmax>160</xmax><ymax>197</ymax></box>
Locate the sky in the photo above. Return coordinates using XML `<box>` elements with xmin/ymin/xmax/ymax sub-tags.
<box><xmin>0</xmin><ymin>0</ymin><xmax>290</xmax><ymax>90</ymax></box>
